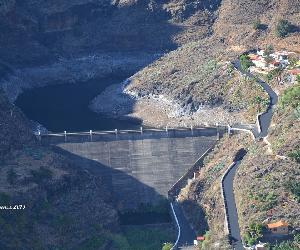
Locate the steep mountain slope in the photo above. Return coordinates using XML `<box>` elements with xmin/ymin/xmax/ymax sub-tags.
<box><xmin>0</xmin><ymin>90</ymin><xmax>121</xmax><ymax>249</ymax></box>
<box><xmin>91</xmin><ymin>0</ymin><xmax>300</xmax><ymax>127</ymax></box>
<box><xmin>0</xmin><ymin>0</ymin><xmax>299</xmax><ymax>248</ymax></box>
<box><xmin>0</xmin><ymin>0</ymin><xmax>220</xmax><ymax>66</ymax></box>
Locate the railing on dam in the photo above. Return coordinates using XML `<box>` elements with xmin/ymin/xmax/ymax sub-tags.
<box><xmin>36</xmin><ymin>126</ymin><xmax>227</xmax><ymax>144</ymax></box>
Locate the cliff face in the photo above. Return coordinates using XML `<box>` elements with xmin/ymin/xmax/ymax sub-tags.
<box><xmin>0</xmin><ymin>0</ymin><xmax>220</xmax><ymax>67</ymax></box>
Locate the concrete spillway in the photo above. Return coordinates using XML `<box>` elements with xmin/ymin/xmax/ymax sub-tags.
<box><xmin>42</xmin><ymin>128</ymin><xmax>218</xmax><ymax>209</ymax></box>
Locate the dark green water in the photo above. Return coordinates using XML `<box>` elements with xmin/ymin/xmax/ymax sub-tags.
<box><xmin>16</xmin><ymin>74</ymin><xmax>141</xmax><ymax>132</ymax></box>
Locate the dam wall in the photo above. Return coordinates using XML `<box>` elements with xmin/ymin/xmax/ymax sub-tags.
<box><xmin>41</xmin><ymin>128</ymin><xmax>220</xmax><ymax>210</ymax></box>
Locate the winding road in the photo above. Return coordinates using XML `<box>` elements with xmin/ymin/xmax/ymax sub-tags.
<box><xmin>170</xmin><ymin>60</ymin><xmax>279</xmax><ymax>250</ymax></box>
<box><xmin>221</xmin><ymin>62</ymin><xmax>279</xmax><ymax>249</ymax></box>
<box><xmin>171</xmin><ymin>202</ymin><xmax>196</xmax><ymax>249</ymax></box>
<box><xmin>233</xmin><ymin>61</ymin><xmax>279</xmax><ymax>138</ymax></box>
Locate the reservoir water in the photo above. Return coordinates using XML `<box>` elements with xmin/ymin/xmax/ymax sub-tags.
<box><xmin>16</xmin><ymin>74</ymin><xmax>141</xmax><ymax>132</ymax></box>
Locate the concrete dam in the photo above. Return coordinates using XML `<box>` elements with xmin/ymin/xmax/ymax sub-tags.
<box><xmin>41</xmin><ymin>128</ymin><xmax>219</xmax><ymax>210</ymax></box>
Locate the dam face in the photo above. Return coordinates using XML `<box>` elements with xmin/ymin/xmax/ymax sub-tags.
<box><xmin>42</xmin><ymin>129</ymin><xmax>218</xmax><ymax>210</ymax></box>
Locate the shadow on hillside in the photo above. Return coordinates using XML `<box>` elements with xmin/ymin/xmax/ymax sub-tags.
<box><xmin>179</xmin><ymin>198</ymin><xmax>209</xmax><ymax>236</ymax></box>
<box><xmin>291</xmin><ymin>24</ymin><xmax>300</xmax><ymax>33</ymax></box>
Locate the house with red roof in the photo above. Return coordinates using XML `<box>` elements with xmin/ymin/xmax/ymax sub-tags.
<box><xmin>267</xmin><ymin>220</ymin><xmax>289</xmax><ymax>235</ymax></box>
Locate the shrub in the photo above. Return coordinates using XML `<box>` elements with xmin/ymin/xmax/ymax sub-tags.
<box><xmin>266</xmin><ymin>68</ymin><xmax>283</xmax><ymax>82</ymax></box>
<box><xmin>265</xmin><ymin>44</ymin><xmax>274</xmax><ymax>56</ymax></box>
<box><xmin>275</xmin><ymin>19</ymin><xmax>292</xmax><ymax>38</ymax></box>
<box><xmin>198</xmin><ymin>231</ymin><xmax>210</xmax><ymax>250</ymax></box>
<box><xmin>279</xmin><ymin>85</ymin><xmax>300</xmax><ymax>108</ymax></box>
<box><xmin>294</xmin><ymin>233</ymin><xmax>300</xmax><ymax>244</ymax></box>
<box><xmin>240</xmin><ymin>55</ymin><xmax>254</xmax><ymax>71</ymax></box>
<box><xmin>297</xmin><ymin>75</ymin><xmax>300</xmax><ymax>84</ymax></box>
<box><xmin>162</xmin><ymin>242</ymin><xmax>173</xmax><ymax>250</ymax></box>
<box><xmin>294</xmin><ymin>107</ymin><xmax>300</xmax><ymax>120</ymax></box>
<box><xmin>284</xmin><ymin>180</ymin><xmax>300</xmax><ymax>202</ymax></box>
<box><xmin>288</xmin><ymin>150</ymin><xmax>300</xmax><ymax>163</ymax></box>
<box><xmin>227</xmin><ymin>63</ymin><xmax>234</xmax><ymax>74</ymax></box>
<box><xmin>243</xmin><ymin>222</ymin><xmax>263</xmax><ymax>246</ymax></box>
<box><xmin>273</xmin><ymin>240</ymin><xmax>295</xmax><ymax>250</ymax></box>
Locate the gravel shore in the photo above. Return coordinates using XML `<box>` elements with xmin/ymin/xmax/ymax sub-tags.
<box><xmin>90</xmin><ymin>81</ymin><xmax>247</xmax><ymax>128</ymax></box>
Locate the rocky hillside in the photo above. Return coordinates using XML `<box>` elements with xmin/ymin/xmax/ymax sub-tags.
<box><xmin>177</xmin><ymin>82</ymin><xmax>300</xmax><ymax>248</ymax></box>
<box><xmin>0</xmin><ymin>90</ymin><xmax>122</xmax><ymax>249</ymax></box>
<box><xmin>90</xmin><ymin>0</ymin><xmax>299</xmax><ymax>127</ymax></box>
<box><xmin>0</xmin><ymin>0</ymin><xmax>219</xmax><ymax>67</ymax></box>
<box><xmin>0</xmin><ymin>0</ymin><xmax>299</xmax><ymax>248</ymax></box>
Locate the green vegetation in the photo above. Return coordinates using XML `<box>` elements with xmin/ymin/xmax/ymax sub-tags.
<box><xmin>271</xmin><ymin>233</ymin><xmax>300</xmax><ymax>250</ymax></box>
<box><xmin>253</xmin><ymin>95</ymin><xmax>269</xmax><ymax>112</ymax></box>
<box><xmin>293</xmin><ymin>107</ymin><xmax>300</xmax><ymax>120</ymax></box>
<box><xmin>122</xmin><ymin>226</ymin><xmax>175</xmax><ymax>250</ymax></box>
<box><xmin>297</xmin><ymin>75</ymin><xmax>300</xmax><ymax>84</ymax></box>
<box><xmin>243</xmin><ymin>222</ymin><xmax>263</xmax><ymax>246</ymax></box>
<box><xmin>248</xmin><ymin>191</ymin><xmax>278</xmax><ymax>211</ymax></box>
<box><xmin>288</xmin><ymin>149</ymin><xmax>300</xmax><ymax>163</ymax></box>
<box><xmin>287</xmin><ymin>54</ymin><xmax>300</xmax><ymax>68</ymax></box>
<box><xmin>275</xmin><ymin>19</ymin><xmax>292</xmax><ymax>38</ymax></box>
<box><xmin>198</xmin><ymin>231</ymin><xmax>210</xmax><ymax>250</ymax></box>
<box><xmin>77</xmin><ymin>232</ymin><xmax>131</xmax><ymax>250</ymax></box>
<box><xmin>206</xmin><ymin>162</ymin><xmax>225</xmax><ymax>183</ymax></box>
<box><xmin>265</xmin><ymin>45</ymin><xmax>274</xmax><ymax>56</ymax></box>
<box><xmin>203</xmin><ymin>59</ymin><xmax>218</xmax><ymax>74</ymax></box>
<box><xmin>284</xmin><ymin>180</ymin><xmax>300</xmax><ymax>202</ymax></box>
<box><xmin>227</xmin><ymin>63</ymin><xmax>234</xmax><ymax>74</ymax></box>
<box><xmin>273</xmin><ymin>240</ymin><xmax>297</xmax><ymax>250</ymax></box>
<box><xmin>294</xmin><ymin>233</ymin><xmax>300</xmax><ymax>244</ymax></box>
<box><xmin>162</xmin><ymin>242</ymin><xmax>173</xmax><ymax>250</ymax></box>
<box><xmin>240</xmin><ymin>55</ymin><xmax>254</xmax><ymax>71</ymax></box>
<box><xmin>266</xmin><ymin>68</ymin><xmax>283</xmax><ymax>82</ymax></box>
<box><xmin>279</xmin><ymin>85</ymin><xmax>300</xmax><ymax>109</ymax></box>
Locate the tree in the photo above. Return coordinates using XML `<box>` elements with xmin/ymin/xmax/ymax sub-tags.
<box><xmin>275</xmin><ymin>19</ymin><xmax>292</xmax><ymax>38</ymax></box>
<box><xmin>288</xmin><ymin>150</ymin><xmax>300</xmax><ymax>163</ymax></box>
<box><xmin>279</xmin><ymin>85</ymin><xmax>300</xmax><ymax>108</ymax></box>
<box><xmin>264</xmin><ymin>44</ymin><xmax>274</xmax><ymax>56</ymax></box>
<box><xmin>243</xmin><ymin>222</ymin><xmax>263</xmax><ymax>246</ymax></box>
<box><xmin>240</xmin><ymin>55</ymin><xmax>254</xmax><ymax>71</ymax></box>
<box><xmin>284</xmin><ymin>180</ymin><xmax>300</xmax><ymax>202</ymax></box>
<box><xmin>294</xmin><ymin>233</ymin><xmax>300</xmax><ymax>244</ymax></box>
<box><xmin>273</xmin><ymin>241</ymin><xmax>295</xmax><ymax>250</ymax></box>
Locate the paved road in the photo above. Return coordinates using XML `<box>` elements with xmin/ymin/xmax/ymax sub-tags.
<box><xmin>170</xmin><ymin>61</ymin><xmax>278</xmax><ymax>250</ymax></box>
<box><xmin>172</xmin><ymin>202</ymin><xmax>196</xmax><ymax>249</ymax></box>
<box><xmin>232</xmin><ymin>61</ymin><xmax>278</xmax><ymax>137</ymax></box>
<box><xmin>223</xmin><ymin>161</ymin><xmax>244</xmax><ymax>250</ymax></box>
<box><xmin>221</xmin><ymin>61</ymin><xmax>279</xmax><ymax>250</ymax></box>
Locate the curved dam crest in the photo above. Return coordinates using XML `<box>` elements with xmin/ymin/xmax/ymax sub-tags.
<box><xmin>43</xmin><ymin>129</ymin><xmax>218</xmax><ymax>210</ymax></box>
